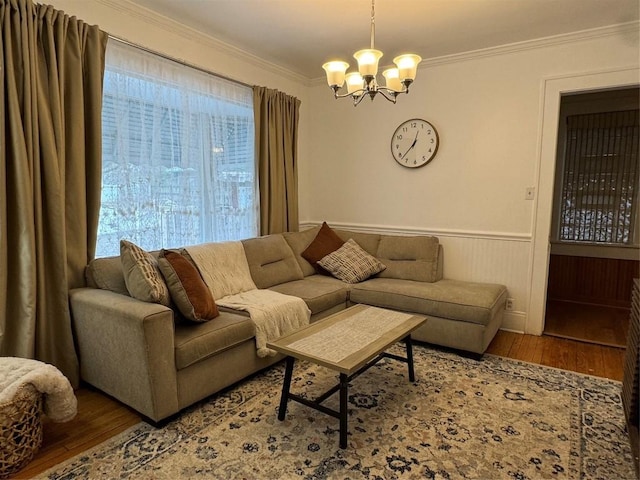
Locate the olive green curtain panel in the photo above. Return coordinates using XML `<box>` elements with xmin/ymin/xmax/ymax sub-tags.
<box><xmin>253</xmin><ymin>86</ymin><xmax>301</xmax><ymax>235</ymax></box>
<box><xmin>0</xmin><ymin>0</ymin><xmax>107</xmax><ymax>386</ymax></box>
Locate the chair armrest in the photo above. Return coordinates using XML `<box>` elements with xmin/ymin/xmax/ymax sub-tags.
<box><xmin>70</xmin><ymin>287</ymin><xmax>178</xmax><ymax>422</ymax></box>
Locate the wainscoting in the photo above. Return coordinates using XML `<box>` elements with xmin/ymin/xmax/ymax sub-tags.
<box><xmin>545</xmin><ymin>254</ymin><xmax>638</xmax><ymax>347</ymax></box>
<box><xmin>547</xmin><ymin>254</ymin><xmax>639</xmax><ymax>308</ymax></box>
<box><xmin>300</xmin><ymin>222</ymin><xmax>532</xmax><ymax>333</ymax></box>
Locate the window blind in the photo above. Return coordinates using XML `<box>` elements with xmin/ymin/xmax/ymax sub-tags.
<box><xmin>96</xmin><ymin>39</ymin><xmax>256</xmax><ymax>257</ymax></box>
<box><xmin>559</xmin><ymin>109</ymin><xmax>639</xmax><ymax>244</ymax></box>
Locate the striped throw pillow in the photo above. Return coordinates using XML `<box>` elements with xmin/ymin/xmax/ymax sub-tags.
<box><xmin>120</xmin><ymin>240</ymin><xmax>171</xmax><ymax>306</ymax></box>
<box><xmin>317</xmin><ymin>239</ymin><xmax>386</xmax><ymax>284</ymax></box>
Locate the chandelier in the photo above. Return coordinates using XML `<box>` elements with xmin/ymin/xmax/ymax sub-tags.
<box><xmin>322</xmin><ymin>0</ymin><xmax>422</xmax><ymax>106</ymax></box>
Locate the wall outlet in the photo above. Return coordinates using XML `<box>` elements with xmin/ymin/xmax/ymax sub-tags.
<box><xmin>525</xmin><ymin>187</ymin><xmax>536</xmax><ymax>200</ymax></box>
<box><xmin>505</xmin><ymin>298</ymin><xmax>514</xmax><ymax>311</ymax></box>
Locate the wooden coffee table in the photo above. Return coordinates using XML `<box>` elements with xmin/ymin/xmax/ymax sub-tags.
<box><xmin>266</xmin><ymin>304</ymin><xmax>427</xmax><ymax>448</ymax></box>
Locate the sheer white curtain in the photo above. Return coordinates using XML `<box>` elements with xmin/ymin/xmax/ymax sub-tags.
<box><xmin>96</xmin><ymin>39</ymin><xmax>257</xmax><ymax>257</ymax></box>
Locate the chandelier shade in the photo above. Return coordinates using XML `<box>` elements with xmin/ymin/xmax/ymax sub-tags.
<box><xmin>346</xmin><ymin>72</ymin><xmax>365</xmax><ymax>94</ymax></box>
<box><xmin>322</xmin><ymin>61</ymin><xmax>349</xmax><ymax>88</ymax></box>
<box><xmin>322</xmin><ymin>0</ymin><xmax>422</xmax><ymax>106</ymax></box>
<box><xmin>394</xmin><ymin>54</ymin><xmax>422</xmax><ymax>82</ymax></box>
<box><xmin>354</xmin><ymin>49</ymin><xmax>383</xmax><ymax>78</ymax></box>
<box><xmin>382</xmin><ymin>68</ymin><xmax>402</xmax><ymax>92</ymax></box>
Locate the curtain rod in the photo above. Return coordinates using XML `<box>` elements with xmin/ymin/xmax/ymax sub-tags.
<box><xmin>107</xmin><ymin>34</ymin><xmax>253</xmax><ymax>89</ymax></box>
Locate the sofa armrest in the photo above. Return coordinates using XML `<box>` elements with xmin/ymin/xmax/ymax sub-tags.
<box><xmin>70</xmin><ymin>287</ymin><xmax>179</xmax><ymax>422</ymax></box>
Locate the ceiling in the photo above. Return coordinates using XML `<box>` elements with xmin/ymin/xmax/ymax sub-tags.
<box><xmin>127</xmin><ymin>0</ymin><xmax>639</xmax><ymax>79</ymax></box>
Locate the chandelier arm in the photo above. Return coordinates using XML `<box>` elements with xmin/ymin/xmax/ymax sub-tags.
<box><xmin>353</xmin><ymin>92</ymin><xmax>370</xmax><ymax>107</ymax></box>
<box><xmin>333</xmin><ymin>88</ymin><xmax>368</xmax><ymax>100</ymax></box>
<box><xmin>377</xmin><ymin>88</ymin><xmax>399</xmax><ymax>104</ymax></box>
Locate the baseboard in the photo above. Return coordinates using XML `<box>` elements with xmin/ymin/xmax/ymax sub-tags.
<box><xmin>500</xmin><ymin>311</ymin><xmax>526</xmax><ymax>333</ymax></box>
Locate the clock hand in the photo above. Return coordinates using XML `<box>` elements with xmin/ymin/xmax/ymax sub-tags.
<box><xmin>400</xmin><ymin>132</ymin><xmax>419</xmax><ymax>159</ymax></box>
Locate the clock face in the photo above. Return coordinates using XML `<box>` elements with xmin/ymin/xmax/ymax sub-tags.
<box><xmin>391</xmin><ymin>119</ymin><xmax>439</xmax><ymax>168</ymax></box>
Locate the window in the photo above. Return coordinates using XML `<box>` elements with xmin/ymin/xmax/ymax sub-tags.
<box><xmin>553</xmin><ymin>90</ymin><xmax>639</xmax><ymax>247</ymax></box>
<box><xmin>558</xmin><ymin>110</ymin><xmax>639</xmax><ymax>244</ymax></box>
<box><xmin>96</xmin><ymin>40</ymin><xmax>256</xmax><ymax>257</ymax></box>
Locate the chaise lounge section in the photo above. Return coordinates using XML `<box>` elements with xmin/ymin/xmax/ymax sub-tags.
<box><xmin>70</xmin><ymin>224</ymin><xmax>507</xmax><ymax>422</ymax></box>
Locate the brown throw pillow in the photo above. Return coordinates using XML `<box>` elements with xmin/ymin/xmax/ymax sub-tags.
<box><xmin>301</xmin><ymin>222</ymin><xmax>345</xmax><ymax>273</ymax></box>
<box><xmin>158</xmin><ymin>249</ymin><xmax>219</xmax><ymax>323</ymax></box>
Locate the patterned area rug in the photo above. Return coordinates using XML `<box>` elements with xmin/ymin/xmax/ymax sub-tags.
<box><xmin>44</xmin><ymin>345</ymin><xmax>635</xmax><ymax>479</ymax></box>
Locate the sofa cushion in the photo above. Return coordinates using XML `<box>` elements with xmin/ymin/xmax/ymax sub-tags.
<box><xmin>120</xmin><ymin>240</ymin><xmax>170</xmax><ymax>306</ymax></box>
<box><xmin>86</xmin><ymin>256</ymin><xmax>129</xmax><ymax>295</ymax></box>
<box><xmin>242</xmin><ymin>235</ymin><xmax>304</xmax><ymax>288</ymax></box>
<box><xmin>376</xmin><ymin>235</ymin><xmax>440</xmax><ymax>283</ymax></box>
<box><xmin>350</xmin><ymin>278</ymin><xmax>507</xmax><ymax>326</ymax></box>
<box><xmin>158</xmin><ymin>250</ymin><xmax>219</xmax><ymax>322</ymax></box>
<box><xmin>318</xmin><ymin>239</ymin><xmax>387</xmax><ymax>284</ymax></box>
<box><xmin>301</xmin><ymin>222</ymin><xmax>345</xmax><ymax>272</ymax></box>
<box><xmin>174</xmin><ymin>311</ymin><xmax>256</xmax><ymax>370</ymax></box>
<box><xmin>334</xmin><ymin>229</ymin><xmax>381</xmax><ymax>256</ymax></box>
<box><xmin>269</xmin><ymin>275</ymin><xmax>349</xmax><ymax>314</ymax></box>
<box><xmin>282</xmin><ymin>225</ymin><xmax>321</xmax><ymax>277</ymax></box>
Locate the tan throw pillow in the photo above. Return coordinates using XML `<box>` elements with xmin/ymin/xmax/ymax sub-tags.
<box><xmin>158</xmin><ymin>250</ymin><xmax>219</xmax><ymax>322</ymax></box>
<box><xmin>120</xmin><ymin>240</ymin><xmax>170</xmax><ymax>306</ymax></box>
<box><xmin>317</xmin><ymin>239</ymin><xmax>386</xmax><ymax>284</ymax></box>
<box><xmin>301</xmin><ymin>222</ymin><xmax>345</xmax><ymax>273</ymax></box>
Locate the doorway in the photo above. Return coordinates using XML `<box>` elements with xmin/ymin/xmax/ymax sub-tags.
<box><xmin>544</xmin><ymin>87</ymin><xmax>639</xmax><ymax>348</ymax></box>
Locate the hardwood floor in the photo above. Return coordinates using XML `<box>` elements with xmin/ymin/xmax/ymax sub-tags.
<box><xmin>544</xmin><ymin>299</ymin><xmax>630</xmax><ymax>348</ymax></box>
<box><xmin>15</xmin><ymin>331</ymin><xmax>627</xmax><ymax>479</ymax></box>
<box><xmin>13</xmin><ymin>388</ymin><xmax>140</xmax><ymax>479</ymax></box>
<box><xmin>486</xmin><ymin>330</ymin><xmax>626</xmax><ymax>381</ymax></box>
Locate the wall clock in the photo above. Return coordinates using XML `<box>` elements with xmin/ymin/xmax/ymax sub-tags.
<box><xmin>390</xmin><ymin>119</ymin><xmax>439</xmax><ymax>168</ymax></box>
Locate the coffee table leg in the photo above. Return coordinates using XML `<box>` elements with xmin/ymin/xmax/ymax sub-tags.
<box><xmin>339</xmin><ymin>373</ymin><xmax>348</xmax><ymax>448</ymax></box>
<box><xmin>278</xmin><ymin>356</ymin><xmax>295</xmax><ymax>421</ymax></box>
<box><xmin>405</xmin><ymin>335</ymin><xmax>415</xmax><ymax>382</ymax></box>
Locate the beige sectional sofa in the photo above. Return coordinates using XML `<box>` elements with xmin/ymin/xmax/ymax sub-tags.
<box><xmin>69</xmin><ymin>225</ymin><xmax>507</xmax><ymax>423</ymax></box>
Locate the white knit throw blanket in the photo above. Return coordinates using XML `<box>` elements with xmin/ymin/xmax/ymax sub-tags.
<box><xmin>185</xmin><ymin>242</ymin><xmax>310</xmax><ymax>357</ymax></box>
<box><xmin>217</xmin><ymin>290</ymin><xmax>310</xmax><ymax>357</ymax></box>
<box><xmin>0</xmin><ymin>357</ymin><xmax>77</xmax><ymax>422</ymax></box>
<box><xmin>186</xmin><ymin>242</ymin><xmax>257</xmax><ymax>299</ymax></box>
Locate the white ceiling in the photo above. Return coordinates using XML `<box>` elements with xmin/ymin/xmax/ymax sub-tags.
<box><xmin>127</xmin><ymin>0</ymin><xmax>639</xmax><ymax>79</ymax></box>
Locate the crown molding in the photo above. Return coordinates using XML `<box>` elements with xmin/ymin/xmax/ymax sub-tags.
<box><xmin>93</xmin><ymin>0</ymin><xmax>310</xmax><ymax>85</ymax></box>
<box><xmin>310</xmin><ymin>21</ymin><xmax>640</xmax><ymax>85</ymax></box>
<box><xmin>423</xmin><ymin>21</ymin><xmax>640</xmax><ymax>68</ymax></box>
<box><xmin>91</xmin><ymin>0</ymin><xmax>638</xmax><ymax>87</ymax></box>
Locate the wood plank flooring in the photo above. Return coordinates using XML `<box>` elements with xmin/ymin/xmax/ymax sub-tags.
<box><xmin>13</xmin><ymin>388</ymin><xmax>140</xmax><ymax>479</ymax></box>
<box><xmin>15</xmin><ymin>331</ymin><xmax>627</xmax><ymax>479</ymax></box>
<box><xmin>544</xmin><ymin>299</ymin><xmax>630</xmax><ymax>348</ymax></box>
<box><xmin>486</xmin><ymin>330</ymin><xmax>625</xmax><ymax>381</ymax></box>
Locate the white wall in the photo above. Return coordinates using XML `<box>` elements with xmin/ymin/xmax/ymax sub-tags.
<box><xmin>303</xmin><ymin>26</ymin><xmax>640</xmax><ymax>334</ymax></box>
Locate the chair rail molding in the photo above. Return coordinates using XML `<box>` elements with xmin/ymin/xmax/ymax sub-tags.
<box><xmin>300</xmin><ymin>221</ymin><xmax>531</xmax><ymax>242</ymax></box>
